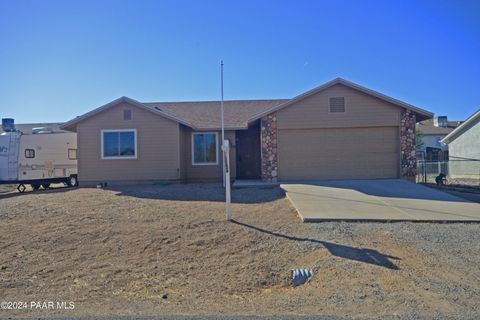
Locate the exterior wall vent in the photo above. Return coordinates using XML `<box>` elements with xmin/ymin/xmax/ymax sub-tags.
<box><xmin>329</xmin><ymin>97</ymin><xmax>345</xmax><ymax>112</ymax></box>
<box><xmin>123</xmin><ymin>109</ymin><xmax>132</xmax><ymax>121</ymax></box>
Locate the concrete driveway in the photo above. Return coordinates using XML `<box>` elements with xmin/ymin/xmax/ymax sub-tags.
<box><xmin>281</xmin><ymin>179</ymin><xmax>480</xmax><ymax>222</ymax></box>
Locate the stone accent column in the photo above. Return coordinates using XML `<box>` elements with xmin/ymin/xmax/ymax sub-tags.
<box><xmin>400</xmin><ymin>109</ymin><xmax>416</xmax><ymax>180</ymax></box>
<box><xmin>261</xmin><ymin>113</ymin><xmax>278</xmax><ymax>182</ymax></box>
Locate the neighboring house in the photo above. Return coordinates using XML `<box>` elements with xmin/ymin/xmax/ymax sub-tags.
<box><xmin>441</xmin><ymin>109</ymin><xmax>480</xmax><ymax>181</ymax></box>
<box><xmin>61</xmin><ymin>78</ymin><xmax>433</xmax><ymax>186</ymax></box>
<box><xmin>416</xmin><ymin>116</ymin><xmax>462</xmax><ymax>161</ymax></box>
<box><xmin>0</xmin><ymin>122</ymin><xmax>66</xmax><ymax>134</ymax></box>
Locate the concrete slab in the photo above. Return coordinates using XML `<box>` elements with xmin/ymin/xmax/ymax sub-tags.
<box><xmin>281</xmin><ymin>179</ymin><xmax>480</xmax><ymax>222</ymax></box>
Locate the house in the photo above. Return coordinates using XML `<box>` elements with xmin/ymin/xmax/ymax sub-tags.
<box><xmin>61</xmin><ymin>78</ymin><xmax>432</xmax><ymax>186</ymax></box>
<box><xmin>441</xmin><ymin>109</ymin><xmax>480</xmax><ymax>182</ymax></box>
<box><xmin>416</xmin><ymin>116</ymin><xmax>462</xmax><ymax>161</ymax></box>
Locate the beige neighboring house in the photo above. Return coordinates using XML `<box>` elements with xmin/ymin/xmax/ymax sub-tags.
<box><xmin>61</xmin><ymin>78</ymin><xmax>433</xmax><ymax>186</ymax></box>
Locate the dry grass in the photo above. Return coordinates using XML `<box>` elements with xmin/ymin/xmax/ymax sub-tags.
<box><xmin>0</xmin><ymin>183</ymin><xmax>479</xmax><ymax>318</ymax></box>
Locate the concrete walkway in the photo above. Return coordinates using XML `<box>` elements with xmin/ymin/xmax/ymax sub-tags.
<box><xmin>281</xmin><ymin>179</ymin><xmax>480</xmax><ymax>222</ymax></box>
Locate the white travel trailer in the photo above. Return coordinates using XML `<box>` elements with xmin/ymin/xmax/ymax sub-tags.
<box><xmin>0</xmin><ymin>118</ymin><xmax>78</xmax><ymax>192</ymax></box>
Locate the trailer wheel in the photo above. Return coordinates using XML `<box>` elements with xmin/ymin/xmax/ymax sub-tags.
<box><xmin>17</xmin><ymin>184</ymin><xmax>26</xmax><ymax>193</ymax></box>
<box><xmin>67</xmin><ymin>175</ymin><xmax>78</xmax><ymax>187</ymax></box>
<box><xmin>41</xmin><ymin>183</ymin><xmax>51</xmax><ymax>189</ymax></box>
<box><xmin>31</xmin><ymin>184</ymin><xmax>41</xmax><ymax>191</ymax></box>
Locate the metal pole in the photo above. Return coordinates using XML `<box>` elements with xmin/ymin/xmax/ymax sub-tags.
<box><xmin>220</xmin><ymin>61</ymin><xmax>231</xmax><ymax>220</ymax></box>
<box><xmin>221</xmin><ymin>61</ymin><xmax>225</xmax><ymax>188</ymax></box>
<box><xmin>225</xmin><ymin>140</ymin><xmax>232</xmax><ymax>220</ymax></box>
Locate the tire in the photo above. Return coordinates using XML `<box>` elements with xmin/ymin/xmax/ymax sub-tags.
<box><xmin>42</xmin><ymin>183</ymin><xmax>51</xmax><ymax>189</ymax></box>
<box><xmin>67</xmin><ymin>175</ymin><xmax>78</xmax><ymax>187</ymax></box>
<box><xmin>31</xmin><ymin>184</ymin><xmax>41</xmax><ymax>190</ymax></box>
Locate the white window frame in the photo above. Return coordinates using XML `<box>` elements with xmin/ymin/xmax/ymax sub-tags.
<box><xmin>191</xmin><ymin>132</ymin><xmax>219</xmax><ymax>166</ymax></box>
<box><xmin>101</xmin><ymin>129</ymin><xmax>138</xmax><ymax>160</ymax></box>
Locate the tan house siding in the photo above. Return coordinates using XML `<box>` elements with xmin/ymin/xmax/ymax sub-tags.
<box><xmin>178</xmin><ymin>124</ymin><xmax>188</xmax><ymax>180</ymax></box>
<box><xmin>77</xmin><ymin>102</ymin><xmax>180</xmax><ymax>184</ymax></box>
<box><xmin>180</xmin><ymin>126</ymin><xmax>236</xmax><ymax>181</ymax></box>
<box><xmin>270</xmin><ymin>83</ymin><xmax>403</xmax><ymax>180</ymax></box>
<box><xmin>276</xmin><ymin>83</ymin><xmax>401</xmax><ymax>129</ymax></box>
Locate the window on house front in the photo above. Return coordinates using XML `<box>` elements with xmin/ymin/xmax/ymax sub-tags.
<box><xmin>192</xmin><ymin>132</ymin><xmax>218</xmax><ymax>165</ymax></box>
<box><xmin>68</xmin><ymin>148</ymin><xmax>78</xmax><ymax>160</ymax></box>
<box><xmin>102</xmin><ymin>129</ymin><xmax>137</xmax><ymax>159</ymax></box>
<box><xmin>25</xmin><ymin>149</ymin><xmax>35</xmax><ymax>158</ymax></box>
<box><xmin>329</xmin><ymin>97</ymin><xmax>345</xmax><ymax>112</ymax></box>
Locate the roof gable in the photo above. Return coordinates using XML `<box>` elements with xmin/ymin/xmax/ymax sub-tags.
<box><xmin>61</xmin><ymin>96</ymin><xmax>194</xmax><ymax>131</ymax></box>
<box><xmin>248</xmin><ymin>78</ymin><xmax>433</xmax><ymax>122</ymax></box>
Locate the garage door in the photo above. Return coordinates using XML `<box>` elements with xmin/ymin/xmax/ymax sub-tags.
<box><xmin>278</xmin><ymin>127</ymin><xmax>399</xmax><ymax>180</ymax></box>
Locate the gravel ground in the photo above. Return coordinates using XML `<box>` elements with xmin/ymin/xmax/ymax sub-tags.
<box><xmin>0</xmin><ymin>183</ymin><xmax>479</xmax><ymax>319</ymax></box>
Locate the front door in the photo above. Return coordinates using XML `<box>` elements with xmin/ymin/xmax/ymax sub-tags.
<box><xmin>236</xmin><ymin>123</ymin><xmax>261</xmax><ymax>179</ymax></box>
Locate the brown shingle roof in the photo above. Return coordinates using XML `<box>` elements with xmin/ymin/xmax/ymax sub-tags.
<box><xmin>143</xmin><ymin>99</ymin><xmax>288</xmax><ymax>129</ymax></box>
<box><xmin>61</xmin><ymin>78</ymin><xmax>434</xmax><ymax>132</ymax></box>
<box><xmin>417</xmin><ymin>119</ymin><xmax>462</xmax><ymax>135</ymax></box>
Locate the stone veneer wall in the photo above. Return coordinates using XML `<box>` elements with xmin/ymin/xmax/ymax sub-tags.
<box><xmin>400</xmin><ymin>109</ymin><xmax>417</xmax><ymax>179</ymax></box>
<box><xmin>261</xmin><ymin>114</ymin><xmax>278</xmax><ymax>182</ymax></box>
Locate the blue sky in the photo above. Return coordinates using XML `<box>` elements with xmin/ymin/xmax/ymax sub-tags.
<box><xmin>0</xmin><ymin>0</ymin><xmax>479</xmax><ymax>123</ymax></box>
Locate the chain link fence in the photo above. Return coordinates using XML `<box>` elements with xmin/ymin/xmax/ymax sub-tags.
<box><xmin>417</xmin><ymin>159</ymin><xmax>480</xmax><ymax>186</ymax></box>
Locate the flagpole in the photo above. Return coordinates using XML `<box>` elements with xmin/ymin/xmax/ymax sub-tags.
<box><xmin>221</xmin><ymin>61</ymin><xmax>231</xmax><ymax>220</ymax></box>
<box><xmin>221</xmin><ymin>61</ymin><xmax>226</xmax><ymax>188</ymax></box>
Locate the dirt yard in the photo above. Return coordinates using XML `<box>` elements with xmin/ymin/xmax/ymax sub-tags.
<box><xmin>0</xmin><ymin>183</ymin><xmax>479</xmax><ymax>319</ymax></box>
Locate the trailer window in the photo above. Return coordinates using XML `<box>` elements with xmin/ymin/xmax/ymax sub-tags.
<box><xmin>101</xmin><ymin>129</ymin><xmax>137</xmax><ymax>159</ymax></box>
<box><xmin>68</xmin><ymin>148</ymin><xmax>77</xmax><ymax>160</ymax></box>
<box><xmin>25</xmin><ymin>149</ymin><xmax>35</xmax><ymax>158</ymax></box>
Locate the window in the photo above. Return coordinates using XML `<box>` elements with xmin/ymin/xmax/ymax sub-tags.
<box><xmin>123</xmin><ymin>109</ymin><xmax>132</xmax><ymax>120</ymax></box>
<box><xmin>25</xmin><ymin>149</ymin><xmax>35</xmax><ymax>158</ymax></box>
<box><xmin>68</xmin><ymin>148</ymin><xmax>78</xmax><ymax>160</ymax></box>
<box><xmin>101</xmin><ymin>129</ymin><xmax>137</xmax><ymax>159</ymax></box>
<box><xmin>329</xmin><ymin>97</ymin><xmax>345</xmax><ymax>112</ymax></box>
<box><xmin>192</xmin><ymin>132</ymin><xmax>218</xmax><ymax>165</ymax></box>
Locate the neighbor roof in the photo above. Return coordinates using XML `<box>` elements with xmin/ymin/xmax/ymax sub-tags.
<box><xmin>0</xmin><ymin>122</ymin><xmax>66</xmax><ymax>134</ymax></box>
<box><xmin>441</xmin><ymin>109</ymin><xmax>480</xmax><ymax>144</ymax></box>
<box><xmin>61</xmin><ymin>78</ymin><xmax>433</xmax><ymax>131</ymax></box>
<box><xmin>417</xmin><ymin>119</ymin><xmax>462</xmax><ymax>135</ymax></box>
